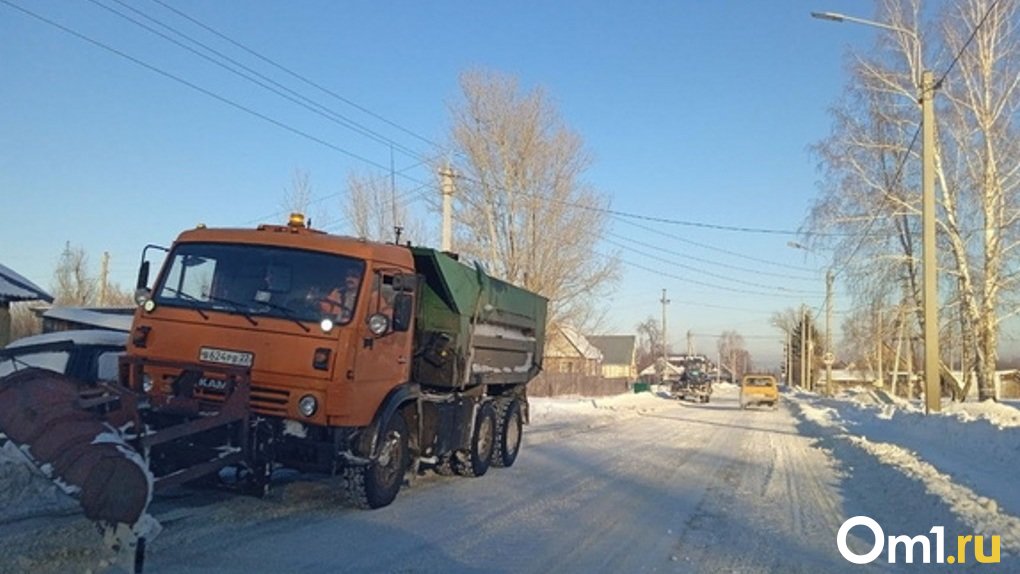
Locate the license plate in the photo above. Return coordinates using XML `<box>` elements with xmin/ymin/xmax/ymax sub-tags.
<box><xmin>199</xmin><ymin>347</ymin><xmax>253</xmax><ymax>367</ymax></box>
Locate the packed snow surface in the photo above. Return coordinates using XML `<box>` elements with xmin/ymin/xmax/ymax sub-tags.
<box><xmin>1</xmin><ymin>385</ymin><xmax>1017</xmax><ymax>573</ymax></box>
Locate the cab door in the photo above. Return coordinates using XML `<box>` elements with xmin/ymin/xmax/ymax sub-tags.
<box><xmin>352</xmin><ymin>271</ymin><xmax>415</xmax><ymax>405</ymax></box>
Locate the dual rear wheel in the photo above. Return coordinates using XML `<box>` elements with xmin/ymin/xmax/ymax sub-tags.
<box><xmin>439</xmin><ymin>398</ymin><xmax>523</xmax><ymax>477</ymax></box>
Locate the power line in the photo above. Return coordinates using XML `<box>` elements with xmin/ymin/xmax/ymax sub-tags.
<box><xmin>90</xmin><ymin>0</ymin><xmax>426</xmax><ymax>162</ymax></box>
<box><xmin>603</xmin><ymin>236</ymin><xmax>821</xmax><ymax>295</ymax></box>
<box><xmin>601</xmin><ymin>252</ymin><xmax>815</xmax><ymax>299</ymax></box>
<box><xmin>612</xmin><ymin>216</ymin><xmax>819</xmax><ymax>273</ymax></box>
<box><xmin>453</xmin><ymin>173</ymin><xmax>866</xmax><ymax>237</ymax></box>
<box><xmin>241</xmin><ymin>155</ymin><xmax>440</xmax><ymax>226</ymax></box>
<box><xmin>605</xmin><ymin>230</ymin><xmax>819</xmax><ymax>281</ymax></box>
<box><xmin>318</xmin><ymin>185</ymin><xmax>432</xmax><ymax>234</ymax></box>
<box><xmin>147</xmin><ymin>0</ymin><xmax>443</xmax><ymax>151</ymax></box>
<box><xmin>688</xmin><ymin>332</ymin><xmax>783</xmax><ymax>341</ymax></box>
<box><xmin>934</xmin><ymin>0</ymin><xmax>1004</xmax><ymax>89</ymax></box>
<box><xmin>1</xmin><ymin>1</ymin><xmax>435</xmax><ymax>187</ymax></box>
<box><xmin>830</xmin><ymin>124</ymin><xmax>922</xmax><ymax>281</ymax></box>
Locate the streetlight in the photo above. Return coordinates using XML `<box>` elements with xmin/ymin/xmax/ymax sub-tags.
<box><xmin>811</xmin><ymin>11</ymin><xmax>940</xmax><ymax>413</ymax></box>
<box><xmin>788</xmin><ymin>242</ymin><xmax>834</xmax><ymax>395</ymax></box>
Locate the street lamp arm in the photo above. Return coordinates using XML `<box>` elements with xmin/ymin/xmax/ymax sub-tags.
<box><xmin>811</xmin><ymin>10</ymin><xmax>922</xmax><ymax>94</ymax></box>
<box><xmin>811</xmin><ymin>11</ymin><xmax>918</xmax><ymax>41</ymax></box>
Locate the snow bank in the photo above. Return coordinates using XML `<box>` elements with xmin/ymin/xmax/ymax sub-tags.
<box><xmin>526</xmin><ymin>392</ymin><xmax>669</xmax><ymax>444</ymax></box>
<box><xmin>788</xmin><ymin>388</ymin><xmax>1020</xmax><ymax>554</ymax></box>
<box><xmin>0</xmin><ymin>440</ymin><xmax>78</xmax><ymax>523</ymax></box>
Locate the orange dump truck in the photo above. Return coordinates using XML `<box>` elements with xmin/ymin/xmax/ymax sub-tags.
<box><xmin>0</xmin><ymin>214</ymin><xmax>547</xmax><ymax>526</ymax></box>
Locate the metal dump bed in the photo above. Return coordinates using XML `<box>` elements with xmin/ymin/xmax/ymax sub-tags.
<box><xmin>410</xmin><ymin>247</ymin><xmax>547</xmax><ymax>389</ymax></box>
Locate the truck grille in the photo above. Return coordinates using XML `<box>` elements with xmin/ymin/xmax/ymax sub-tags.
<box><xmin>251</xmin><ymin>386</ymin><xmax>289</xmax><ymax>416</ymax></box>
<box><xmin>192</xmin><ymin>383</ymin><xmax>290</xmax><ymax>417</ymax></box>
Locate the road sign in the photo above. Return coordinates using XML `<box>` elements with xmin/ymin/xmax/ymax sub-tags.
<box><xmin>822</xmin><ymin>352</ymin><xmax>835</xmax><ymax>366</ymax></box>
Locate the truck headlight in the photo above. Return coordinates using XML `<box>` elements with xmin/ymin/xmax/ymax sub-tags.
<box><xmin>142</xmin><ymin>374</ymin><xmax>154</xmax><ymax>393</ymax></box>
<box><xmin>368</xmin><ymin>313</ymin><xmax>389</xmax><ymax>336</ymax></box>
<box><xmin>298</xmin><ymin>395</ymin><xmax>318</xmax><ymax>417</ymax></box>
<box><xmin>320</xmin><ymin>318</ymin><xmax>334</xmax><ymax>333</ymax></box>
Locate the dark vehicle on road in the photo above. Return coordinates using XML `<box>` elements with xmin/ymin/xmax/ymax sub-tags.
<box><xmin>670</xmin><ymin>368</ymin><xmax>713</xmax><ymax>403</ymax></box>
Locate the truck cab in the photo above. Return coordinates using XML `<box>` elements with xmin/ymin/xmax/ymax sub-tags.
<box><xmin>128</xmin><ymin>215</ymin><xmax>417</xmax><ymax>430</ymax></box>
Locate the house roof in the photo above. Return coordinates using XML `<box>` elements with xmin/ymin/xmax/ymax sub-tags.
<box><xmin>588</xmin><ymin>335</ymin><xmax>635</xmax><ymax>365</ymax></box>
<box><xmin>546</xmin><ymin>325</ymin><xmax>602</xmax><ymax>361</ymax></box>
<box><xmin>0</xmin><ymin>263</ymin><xmax>52</xmax><ymax>304</ymax></box>
<box><xmin>639</xmin><ymin>361</ymin><xmax>684</xmax><ymax>377</ymax></box>
<box><xmin>43</xmin><ymin>306</ymin><xmax>134</xmax><ymax>332</ymax></box>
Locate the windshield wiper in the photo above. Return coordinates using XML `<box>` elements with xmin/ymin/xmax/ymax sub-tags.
<box><xmin>161</xmin><ymin>288</ymin><xmax>209</xmax><ymax>320</ymax></box>
<box><xmin>255</xmin><ymin>300</ymin><xmax>311</xmax><ymax>333</ymax></box>
<box><xmin>206</xmin><ymin>295</ymin><xmax>259</xmax><ymax>326</ymax></box>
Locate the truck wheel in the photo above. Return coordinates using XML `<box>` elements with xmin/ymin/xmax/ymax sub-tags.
<box><xmin>345</xmin><ymin>412</ymin><xmax>409</xmax><ymax>509</ymax></box>
<box><xmin>455</xmin><ymin>403</ymin><xmax>495</xmax><ymax>477</ymax></box>
<box><xmin>490</xmin><ymin>399</ymin><xmax>523</xmax><ymax>468</ymax></box>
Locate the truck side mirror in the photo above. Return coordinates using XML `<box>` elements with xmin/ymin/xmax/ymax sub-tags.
<box><xmin>136</xmin><ymin>261</ymin><xmax>150</xmax><ymax>290</ymax></box>
<box><xmin>392</xmin><ymin>293</ymin><xmax>413</xmax><ymax>332</ymax></box>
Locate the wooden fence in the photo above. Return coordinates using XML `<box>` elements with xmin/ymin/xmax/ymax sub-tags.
<box><xmin>527</xmin><ymin>373</ymin><xmax>633</xmax><ymax>397</ymax></box>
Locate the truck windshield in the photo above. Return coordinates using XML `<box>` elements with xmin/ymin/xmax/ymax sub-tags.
<box><xmin>153</xmin><ymin>242</ymin><xmax>365</xmax><ymax>325</ymax></box>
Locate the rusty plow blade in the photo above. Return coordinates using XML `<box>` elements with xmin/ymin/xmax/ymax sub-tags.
<box><xmin>0</xmin><ymin>367</ymin><xmax>153</xmax><ymax>526</ymax></box>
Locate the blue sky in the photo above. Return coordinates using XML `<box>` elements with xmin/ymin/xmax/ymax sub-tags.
<box><xmin>1</xmin><ymin>0</ymin><xmax>880</xmax><ymax>366</ymax></box>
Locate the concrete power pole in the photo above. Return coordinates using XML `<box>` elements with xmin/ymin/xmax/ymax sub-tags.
<box><xmin>876</xmin><ymin>306</ymin><xmax>884</xmax><ymax>388</ymax></box>
<box><xmin>824</xmin><ymin>269</ymin><xmax>834</xmax><ymax>395</ymax></box>
<box><xmin>660</xmin><ymin>289</ymin><xmax>670</xmax><ymax>365</ymax></box>
<box><xmin>921</xmin><ymin>69</ymin><xmax>941</xmax><ymax>414</ymax></box>
<box><xmin>99</xmin><ymin>251</ymin><xmax>110</xmax><ymax>306</ymax></box>
<box><xmin>800</xmin><ymin>306</ymin><xmax>808</xmax><ymax>389</ymax></box>
<box><xmin>439</xmin><ymin>166</ymin><xmax>455</xmax><ymax>252</ymax></box>
<box><xmin>786</xmin><ymin>328</ymin><xmax>792</xmax><ymax>385</ymax></box>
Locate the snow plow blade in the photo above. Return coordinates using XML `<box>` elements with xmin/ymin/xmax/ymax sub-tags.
<box><xmin>0</xmin><ymin>368</ymin><xmax>151</xmax><ymax>525</ymax></box>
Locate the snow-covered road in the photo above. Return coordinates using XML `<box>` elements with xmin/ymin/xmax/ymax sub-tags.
<box><xmin>2</xmin><ymin>385</ymin><xmax>1017</xmax><ymax>573</ymax></box>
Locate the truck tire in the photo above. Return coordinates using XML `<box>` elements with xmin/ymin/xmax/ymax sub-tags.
<box><xmin>344</xmin><ymin>412</ymin><xmax>409</xmax><ymax>509</ymax></box>
<box><xmin>490</xmin><ymin>399</ymin><xmax>522</xmax><ymax>468</ymax></box>
<box><xmin>455</xmin><ymin>402</ymin><xmax>495</xmax><ymax>477</ymax></box>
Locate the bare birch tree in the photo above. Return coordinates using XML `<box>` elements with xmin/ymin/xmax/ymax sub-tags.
<box><xmin>52</xmin><ymin>242</ymin><xmax>96</xmax><ymax>306</ymax></box>
<box><xmin>635</xmin><ymin>316</ymin><xmax>666</xmax><ymax>372</ymax></box>
<box><xmin>717</xmin><ymin>330</ymin><xmax>750</xmax><ymax>381</ymax></box>
<box><xmin>279</xmin><ymin>169</ymin><xmax>333</xmax><ymax>229</ymax></box>
<box><xmin>444</xmin><ymin>69</ymin><xmax>619</xmax><ymax>329</ymax></box>
<box><xmin>808</xmin><ymin>0</ymin><xmax>1020</xmax><ymax>400</ymax></box>
<box><xmin>343</xmin><ymin>171</ymin><xmax>426</xmax><ymax>245</ymax></box>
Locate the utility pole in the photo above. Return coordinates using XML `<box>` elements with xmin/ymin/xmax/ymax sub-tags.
<box><xmin>800</xmin><ymin>306</ymin><xmax>808</xmax><ymax>389</ymax></box>
<box><xmin>876</xmin><ymin>306</ymin><xmax>884</xmax><ymax>388</ymax></box>
<box><xmin>810</xmin><ymin>10</ymin><xmax>938</xmax><ymax>411</ymax></box>
<box><xmin>921</xmin><ymin>69</ymin><xmax>940</xmax><ymax>413</ymax></box>
<box><xmin>824</xmin><ymin>269</ymin><xmax>834</xmax><ymax>395</ymax></box>
<box><xmin>99</xmin><ymin>251</ymin><xmax>110</xmax><ymax>306</ymax></box>
<box><xmin>439</xmin><ymin>166</ymin><xmax>455</xmax><ymax>252</ymax></box>
<box><xmin>660</xmin><ymin>289</ymin><xmax>670</xmax><ymax>365</ymax></box>
<box><xmin>785</xmin><ymin>328</ymin><xmax>792</xmax><ymax>385</ymax></box>
<box><xmin>686</xmin><ymin>330</ymin><xmax>694</xmax><ymax>356</ymax></box>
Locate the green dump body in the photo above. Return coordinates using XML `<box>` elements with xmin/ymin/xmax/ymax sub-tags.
<box><xmin>410</xmin><ymin>247</ymin><xmax>548</xmax><ymax>390</ymax></box>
